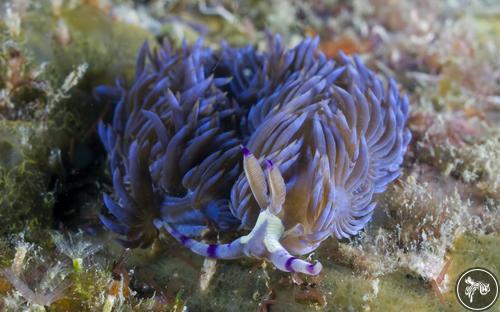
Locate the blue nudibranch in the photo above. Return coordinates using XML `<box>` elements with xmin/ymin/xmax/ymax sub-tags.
<box><xmin>97</xmin><ymin>36</ymin><xmax>411</xmax><ymax>275</ymax></box>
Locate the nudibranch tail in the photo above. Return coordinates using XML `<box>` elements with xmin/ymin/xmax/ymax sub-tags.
<box><xmin>154</xmin><ymin>148</ymin><xmax>322</xmax><ymax>275</ymax></box>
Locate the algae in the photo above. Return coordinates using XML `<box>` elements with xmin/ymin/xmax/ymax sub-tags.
<box><xmin>0</xmin><ymin>120</ymin><xmax>53</xmax><ymax>238</ymax></box>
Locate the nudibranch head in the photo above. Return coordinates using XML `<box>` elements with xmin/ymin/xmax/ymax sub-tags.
<box><xmin>97</xmin><ymin>36</ymin><xmax>411</xmax><ymax>275</ymax></box>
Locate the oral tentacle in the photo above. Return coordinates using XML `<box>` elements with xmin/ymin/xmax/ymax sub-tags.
<box><xmin>154</xmin><ymin>219</ymin><xmax>245</xmax><ymax>259</ymax></box>
<box><xmin>269</xmin><ymin>250</ymin><xmax>323</xmax><ymax>275</ymax></box>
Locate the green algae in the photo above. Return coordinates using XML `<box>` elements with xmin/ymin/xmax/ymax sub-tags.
<box><xmin>21</xmin><ymin>4</ymin><xmax>155</xmax><ymax>85</ymax></box>
<box><xmin>0</xmin><ymin>1</ymin><xmax>157</xmax><ymax>240</ymax></box>
<box><xmin>0</xmin><ymin>121</ymin><xmax>25</xmax><ymax>169</ymax></box>
<box><xmin>181</xmin><ymin>233</ymin><xmax>499</xmax><ymax>311</ymax></box>
<box><xmin>18</xmin><ymin>3</ymin><xmax>156</xmax><ymax>159</ymax></box>
<box><xmin>91</xmin><ymin>232</ymin><xmax>494</xmax><ymax>312</ymax></box>
<box><xmin>316</xmin><ymin>268</ymin><xmax>442</xmax><ymax>312</ymax></box>
<box><xmin>445</xmin><ymin>233</ymin><xmax>500</xmax><ymax>311</ymax></box>
<box><xmin>187</xmin><ymin>262</ymin><xmax>270</xmax><ymax>311</ymax></box>
<box><xmin>0</xmin><ymin>120</ymin><xmax>53</xmax><ymax>238</ymax></box>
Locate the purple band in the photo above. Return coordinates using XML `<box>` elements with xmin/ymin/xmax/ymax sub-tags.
<box><xmin>285</xmin><ymin>257</ymin><xmax>297</xmax><ymax>272</ymax></box>
<box><xmin>241</xmin><ymin>146</ymin><xmax>251</xmax><ymax>157</ymax></box>
<box><xmin>306</xmin><ymin>263</ymin><xmax>316</xmax><ymax>274</ymax></box>
<box><xmin>207</xmin><ymin>244</ymin><xmax>218</xmax><ymax>258</ymax></box>
<box><xmin>179</xmin><ymin>234</ymin><xmax>189</xmax><ymax>245</ymax></box>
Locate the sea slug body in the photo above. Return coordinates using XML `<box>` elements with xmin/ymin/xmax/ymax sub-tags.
<box><xmin>97</xmin><ymin>36</ymin><xmax>411</xmax><ymax>275</ymax></box>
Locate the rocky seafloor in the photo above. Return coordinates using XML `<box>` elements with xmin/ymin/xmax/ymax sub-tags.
<box><xmin>0</xmin><ymin>0</ymin><xmax>498</xmax><ymax>311</ymax></box>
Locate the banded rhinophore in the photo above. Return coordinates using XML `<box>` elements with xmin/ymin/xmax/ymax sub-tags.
<box><xmin>97</xmin><ymin>36</ymin><xmax>411</xmax><ymax>275</ymax></box>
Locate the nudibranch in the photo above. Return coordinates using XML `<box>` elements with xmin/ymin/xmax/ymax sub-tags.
<box><xmin>97</xmin><ymin>36</ymin><xmax>411</xmax><ymax>275</ymax></box>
